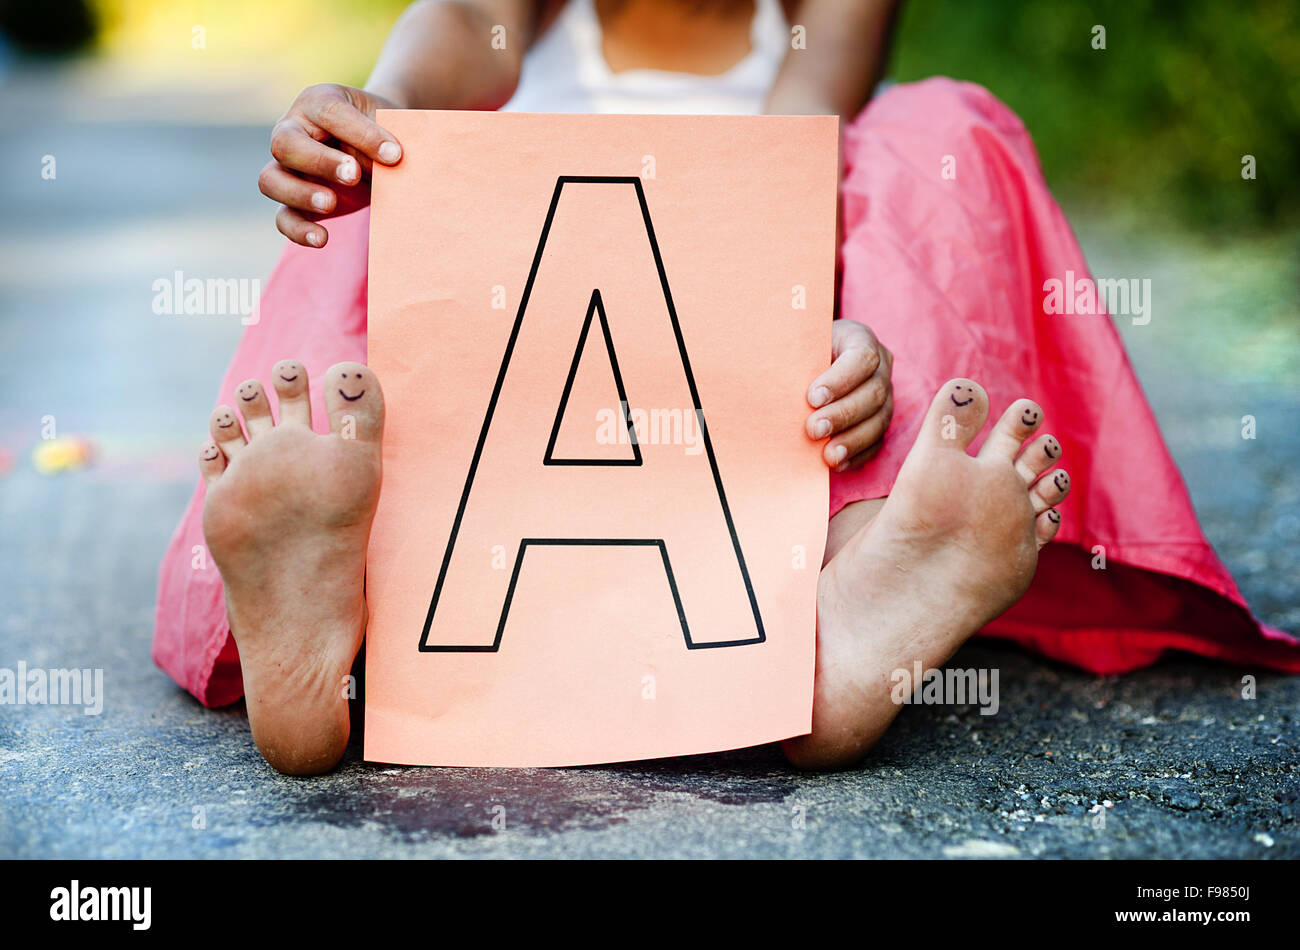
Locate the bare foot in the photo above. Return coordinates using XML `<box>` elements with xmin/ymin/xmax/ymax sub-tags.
<box><xmin>200</xmin><ymin>360</ymin><xmax>384</xmax><ymax>775</ymax></box>
<box><xmin>784</xmin><ymin>378</ymin><xmax>1070</xmax><ymax>770</ymax></box>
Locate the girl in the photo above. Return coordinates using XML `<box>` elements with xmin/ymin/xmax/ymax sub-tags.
<box><xmin>154</xmin><ymin>0</ymin><xmax>1300</xmax><ymax>774</ymax></box>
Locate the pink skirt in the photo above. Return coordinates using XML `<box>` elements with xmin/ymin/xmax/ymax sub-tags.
<box><xmin>154</xmin><ymin>78</ymin><xmax>1300</xmax><ymax>707</ymax></box>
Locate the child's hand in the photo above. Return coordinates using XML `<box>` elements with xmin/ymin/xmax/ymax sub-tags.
<box><xmin>805</xmin><ymin>320</ymin><xmax>894</xmax><ymax>472</ymax></box>
<box><xmin>259</xmin><ymin>83</ymin><xmax>405</xmax><ymax>247</ymax></box>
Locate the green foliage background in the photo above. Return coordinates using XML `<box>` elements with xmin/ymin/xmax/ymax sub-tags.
<box><xmin>890</xmin><ymin>0</ymin><xmax>1299</xmax><ymax>233</ymax></box>
<box><xmin>56</xmin><ymin>0</ymin><xmax>1300</xmax><ymax>233</ymax></box>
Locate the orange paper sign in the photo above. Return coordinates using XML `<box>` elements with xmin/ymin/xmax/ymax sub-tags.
<box><xmin>365</xmin><ymin>111</ymin><xmax>836</xmax><ymax>766</ymax></box>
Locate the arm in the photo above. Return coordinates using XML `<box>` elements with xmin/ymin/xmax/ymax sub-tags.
<box><xmin>763</xmin><ymin>0</ymin><xmax>900</xmax><ymax>117</ymax></box>
<box><xmin>366</xmin><ymin>0</ymin><xmax>539</xmax><ymax>111</ymax></box>
<box><xmin>261</xmin><ymin>0</ymin><xmax>539</xmax><ymax>247</ymax></box>
<box><xmin>769</xmin><ymin>0</ymin><xmax>903</xmax><ymax>472</ymax></box>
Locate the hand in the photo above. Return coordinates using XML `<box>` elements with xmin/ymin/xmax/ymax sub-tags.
<box><xmin>805</xmin><ymin>320</ymin><xmax>894</xmax><ymax>471</ymax></box>
<box><xmin>259</xmin><ymin>83</ymin><xmax>404</xmax><ymax>247</ymax></box>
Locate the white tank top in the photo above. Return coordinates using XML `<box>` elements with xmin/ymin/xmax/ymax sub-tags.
<box><xmin>501</xmin><ymin>0</ymin><xmax>789</xmax><ymax>114</ymax></box>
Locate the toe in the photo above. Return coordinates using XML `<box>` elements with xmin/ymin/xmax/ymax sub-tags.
<box><xmin>921</xmin><ymin>378</ymin><xmax>989</xmax><ymax>451</ymax></box>
<box><xmin>323</xmin><ymin>362</ymin><xmax>384</xmax><ymax>441</ymax></box>
<box><xmin>199</xmin><ymin>439</ymin><xmax>226</xmax><ymax>485</ymax></box>
<box><xmin>1015</xmin><ymin>433</ymin><xmax>1063</xmax><ymax>484</ymax></box>
<box><xmin>272</xmin><ymin>359</ymin><xmax>312</xmax><ymax>427</ymax></box>
<box><xmin>1035</xmin><ymin>507</ymin><xmax>1062</xmax><ymax>548</ymax></box>
<box><xmin>234</xmin><ymin>379</ymin><xmax>274</xmax><ymax>436</ymax></box>
<box><xmin>209</xmin><ymin>405</ymin><xmax>246</xmax><ymax>457</ymax></box>
<box><xmin>980</xmin><ymin>398</ymin><xmax>1044</xmax><ymax>460</ymax></box>
<box><xmin>1030</xmin><ymin>467</ymin><xmax>1071</xmax><ymax>514</ymax></box>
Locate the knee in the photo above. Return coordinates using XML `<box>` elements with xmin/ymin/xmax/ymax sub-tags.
<box><xmin>845</xmin><ymin>77</ymin><xmax>1036</xmax><ymax>181</ymax></box>
<box><xmin>856</xmin><ymin>76</ymin><xmax>1028</xmax><ymax>138</ymax></box>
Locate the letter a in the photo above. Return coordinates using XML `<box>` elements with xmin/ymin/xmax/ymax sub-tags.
<box><xmin>421</xmin><ymin>177</ymin><xmax>764</xmax><ymax>651</ymax></box>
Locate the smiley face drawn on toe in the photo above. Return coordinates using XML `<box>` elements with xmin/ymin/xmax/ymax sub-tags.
<box><xmin>337</xmin><ymin>370</ymin><xmax>366</xmax><ymax>402</ymax></box>
<box><xmin>214</xmin><ymin>410</ymin><xmax>237</xmax><ymax>430</ymax></box>
<box><xmin>200</xmin><ymin>443</ymin><xmax>220</xmax><ymax>462</ymax></box>
<box><xmin>276</xmin><ymin>361</ymin><xmax>302</xmax><ymax>384</ymax></box>
<box><xmin>1021</xmin><ymin>408</ymin><xmax>1041</xmax><ymax>427</ymax></box>
<box><xmin>1054</xmin><ymin>471</ymin><xmax>1069</xmax><ymax>492</ymax></box>
<box><xmin>1044</xmin><ymin>437</ymin><xmax>1060</xmax><ymax>460</ymax></box>
<box><xmin>237</xmin><ymin>382</ymin><xmax>261</xmax><ymax>403</ymax></box>
<box><xmin>949</xmin><ymin>383</ymin><xmax>976</xmax><ymax>407</ymax></box>
<box><xmin>1047</xmin><ymin>509</ymin><xmax>1061</xmax><ymax>524</ymax></box>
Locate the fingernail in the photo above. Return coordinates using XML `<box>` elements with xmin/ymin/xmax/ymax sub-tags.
<box><xmin>812</xmin><ymin>419</ymin><xmax>831</xmax><ymax>439</ymax></box>
<box><xmin>830</xmin><ymin>445</ymin><xmax>847</xmax><ymax>463</ymax></box>
<box><xmin>378</xmin><ymin>141</ymin><xmax>401</xmax><ymax>163</ymax></box>
<box><xmin>810</xmin><ymin>386</ymin><xmax>831</xmax><ymax>408</ymax></box>
<box><xmin>305</xmin><ymin>230</ymin><xmax>323</xmax><ymax>247</ymax></box>
<box><xmin>337</xmin><ymin>160</ymin><xmax>358</xmax><ymax>183</ymax></box>
<box><xmin>311</xmin><ymin>191</ymin><xmax>331</xmax><ymax>211</ymax></box>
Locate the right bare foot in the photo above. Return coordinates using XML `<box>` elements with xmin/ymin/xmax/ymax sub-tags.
<box><xmin>785</xmin><ymin>378</ymin><xmax>1070</xmax><ymax>770</ymax></box>
<box><xmin>200</xmin><ymin>359</ymin><xmax>384</xmax><ymax>775</ymax></box>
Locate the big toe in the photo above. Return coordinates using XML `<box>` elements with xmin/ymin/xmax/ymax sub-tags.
<box><xmin>920</xmin><ymin>378</ymin><xmax>989</xmax><ymax>451</ymax></box>
<box><xmin>323</xmin><ymin>362</ymin><xmax>384</xmax><ymax>441</ymax></box>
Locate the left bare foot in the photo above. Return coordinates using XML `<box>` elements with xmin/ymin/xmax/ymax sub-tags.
<box><xmin>784</xmin><ymin>378</ymin><xmax>1070</xmax><ymax>770</ymax></box>
<box><xmin>201</xmin><ymin>360</ymin><xmax>384</xmax><ymax>775</ymax></box>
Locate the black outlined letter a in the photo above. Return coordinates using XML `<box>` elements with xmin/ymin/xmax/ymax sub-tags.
<box><xmin>420</xmin><ymin>178</ymin><xmax>763</xmax><ymax>652</ymax></box>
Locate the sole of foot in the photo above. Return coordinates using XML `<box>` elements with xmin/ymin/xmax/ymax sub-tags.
<box><xmin>200</xmin><ymin>359</ymin><xmax>384</xmax><ymax>776</ymax></box>
<box><xmin>784</xmin><ymin>378</ymin><xmax>1070</xmax><ymax>770</ymax></box>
